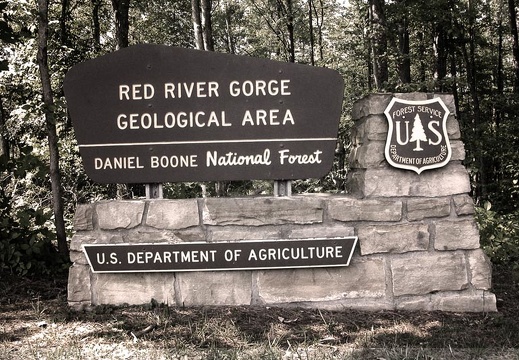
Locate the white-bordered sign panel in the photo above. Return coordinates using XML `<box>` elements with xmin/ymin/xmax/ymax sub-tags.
<box><xmin>64</xmin><ymin>44</ymin><xmax>344</xmax><ymax>183</ymax></box>
<box><xmin>83</xmin><ymin>237</ymin><xmax>358</xmax><ymax>273</ymax></box>
<box><xmin>384</xmin><ymin>97</ymin><xmax>452</xmax><ymax>174</ymax></box>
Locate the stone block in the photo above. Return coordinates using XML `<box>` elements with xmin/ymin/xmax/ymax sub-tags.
<box><xmin>453</xmin><ymin>194</ymin><xmax>475</xmax><ymax>215</ymax></box>
<box><xmin>350</xmin><ymin>115</ymin><xmax>388</xmax><ymax>144</ymax></box>
<box><xmin>358</xmin><ymin>223</ymin><xmax>429</xmax><ymax>255</ymax></box>
<box><xmin>208</xmin><ymin>226</ymin><xmax>281</xmax><ymax>241</ymax></box>
<box><xmin>123</xmin><ymin>229</ymin><xmax>181</xmax><ymax>243</ymax></box>
<box><xmin>68</xmin><ymin>264</ymin><xmax>91</xmax><ymax>303</ymax></box>
<box><xmin>146</xmin><ymin>199</ymin><xmax>200</xmax><ymax>230</ymax></box>
<box><xmin>345</xmin><ymin>170</ymin><xmax>366</xmax><ymax>197</ymax></box>
<box><xmin>350</xmin><ymin>120</ymin><xmax>365</xmax><ymax>145</ymax></box>
<box><xmin>256</xmin><ymin>257</ymin><xmax>386</xmax><ymax>303</ymax></box>
<box><xmin>450</xmin><ymin>140</ymin><xmax>465</xmax><ymax>161</ymax></box>
<box><xmin>73</xmin><ymin>204</ymin><xmax>94</xmax><ymax>231</ymax></box>
<box><xmin>393</xmin><ymin>92</ymin><xmax>429</xmax><ymax>101</ymax></box>
<box><xmin>431</xmin><ymin>291</ymin><xmax>497</xmax><ymax>312</ymax></box>
<box><xmin>391</xmin><ymin>251</ymin><xmax>469</xmax><ymax>296</ymax></box>
<box><xmin>91</xmin><ymin>273</ymin><xmax>175</xmax><ymax>306</ymax></box>
<box><xmin>287</xmin><ymin>224</ymin><xmax>355</xmax><ymax>239</ymax></box>
<box><xmin>124</xmin><ymin>228</ymin><xmax>205</xmax><ymax>243</ymax></box>
<box><xmin>447</xmin><ymin>115</ymin><xmax>461</xmax><ymax>139</ymax></box>
<box><xmin>467</xmin><ymin>249</ymin><xmax>492</xmax><ymax>290</ymax></box>
<box><xmin>70</xmin><ymin>250</ymin><xmax>89</xmax><ymax>265</ymax></box>
<box><xmin>361</xmin><ymin>163</ymin><xmax>471</xmax><ymax>197</ymax></box>
<box><xmin>302</xmin><ymin>298</ymin><xmax>394</xmax><ymax>311</ymax></box>
<box><xmin>349</xmin><ymin>141</ymin><xmax>386</xmax><ymax>169</ymax></box>
<box><xmin>434</xmin><ymin>219</ymin><xmax>480</xmax><ymax>250</ymax></box>
<box><xmin>352</xmin><ymin>94</ymin><xmax>392</xmax><ymax>119</ymax></box>
<box><xmin>173</xmin><ymin>228</ymin><xmax>208</xmax><ymax>242</ymax></box>
<box><xmin>70</xmin><ymin>234</ymin><xmax>98</xmax><ymax>252</ymax></box>
<box><xmin>203</xmin><ymin>197</ymin><xmax>324</xmax><ymax>226</ymax></box>
<box><xmin>395</xmin><ymin>296</ymin><xmax>432</xmax><ymax>311</ymax></box>
<box><xmin>328</xmin><ymin>197</ymin><xmax>402</xmax><ymax>222</ymax></box>
<box><xmin>177</xmin><ymin>271</ymin><xmax>252</xmax><ymax>305</ymax></box>
<box><xmin>407</xmin><ymin>197</ymin><xmax>451</xmax><ymax>221</ymax></box>
<box><xmin>365</xmin><ymin>115</ymin><xmax>389</xmax><ymax>141</ymax></box>
<box><xmin>96</xmin><ymin>201</ymin><xmax>146</xmax><ymax>230</ymax></box>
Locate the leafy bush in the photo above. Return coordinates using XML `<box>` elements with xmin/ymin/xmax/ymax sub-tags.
<box><xmin>0</xmin><ymin>148</ymin><xmax>67</xmax><ymax>276</ymax></box>
<box><xmin>475</xmin><ymin>202</ymin><xmax>519</xmax><ymax>270</ymax></box>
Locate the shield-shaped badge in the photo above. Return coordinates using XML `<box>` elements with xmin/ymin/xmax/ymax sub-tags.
<box><xmin>384</xmin><ymin>97</ymin><xmax>452</xmax><ymax>174</ymax></box>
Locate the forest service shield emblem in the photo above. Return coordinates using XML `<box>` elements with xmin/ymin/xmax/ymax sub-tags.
<box><xmin>384</xmin><ymin>97</ymin><xmax>452</xmax><ymax>174</ymax></box>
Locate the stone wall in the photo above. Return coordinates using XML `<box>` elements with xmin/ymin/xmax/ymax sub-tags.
<box><xmin>68</xmin><ymin>92</ymin><xmax>496</xmax><ymax>312</ymax></box>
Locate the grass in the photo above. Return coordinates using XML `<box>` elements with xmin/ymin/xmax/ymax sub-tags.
<box><xmin>1</xmin><ymin>264</ymin><xmax>518</xmax><ymax>359</ymax></box>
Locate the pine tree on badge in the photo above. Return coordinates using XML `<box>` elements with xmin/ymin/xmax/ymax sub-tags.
<box><xmin>410</xmin><ymin>114</ymin><xmax>427</xmax><ymax>151</ymax></box>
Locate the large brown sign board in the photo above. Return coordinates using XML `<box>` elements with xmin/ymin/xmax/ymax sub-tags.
<box><xmin>83</xmin><ymin>237</ymin><xmax>358</xmax><ymax>273</ymax></box>
<box><xmin>64</xmin><ymin>44</ymin><xmax>344</xmax><ymax>183</ymax></box>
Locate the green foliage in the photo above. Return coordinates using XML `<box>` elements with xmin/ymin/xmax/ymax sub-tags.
<box><xmin>476</xmin><ymin>203</ymin><xmax>519</xmax><ymax>270</ymax></box>
<box><xmin>0</xmin><ymin>148</ymin><xmax>67</xmax><ymax>276</ymax></box>
<box><xmin>1</xmin><ymin>0</ymin><xmax>519</xmax><ymax>275</ymax></box>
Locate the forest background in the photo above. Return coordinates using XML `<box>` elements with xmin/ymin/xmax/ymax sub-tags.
<box><xmin>0</xmin><ymin>0</ymin><xmax>518</xmax><ymax>275</ymax></box>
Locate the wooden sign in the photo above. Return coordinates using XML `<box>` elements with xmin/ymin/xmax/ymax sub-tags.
<box><xmin>64</xmin><ymin>44</ymin><xmax>344</xmax><ymax>183</ymax></box>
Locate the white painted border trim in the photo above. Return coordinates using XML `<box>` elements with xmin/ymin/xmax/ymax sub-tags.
<box><xmin>82</xmin><ymin>237</ymin><xmax>358</xmax><ymax>274</ymax></box>
<box><xmin>79</xmin><ymin>137</ymin><xmax>338</xmax><ymax>148</ymax></box>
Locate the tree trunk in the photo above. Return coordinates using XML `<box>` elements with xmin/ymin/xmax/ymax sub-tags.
<box><xmin>365</xmin><ymin>7</ymin><xmax>373</xmax><ymax>91</ymax></box>
<box><xmin>397</xmin><ymin>5</ymin><xmax>410</xmax><ymax>84</ymax></box>
<box><xmin>111</xmin><ymin>0</ymin><xmax>130</xmax><ymax>49</ymax></box>
<box><xmin>369</xmin><ymin>0</ymin><xmax>387</xmax><ymax>90</ymax></box>
<box><xmin>60</xmin><ymin>0</ymin><xmax>69</xmax><ymax>45</ymax></box>
<box><xmin>224</xmin><ymin>1</ymin><xmax>235</xmax><ymax>54</ymax></box>
<box><xmin>449</xmin><ymin>33</ymin><xmax>461</xmax><ymax>129</ymax></box>
<box><xmin>285</xmin><ymin>0</ymin><xmax>295</xmax><ymax>63</ymax></box>
<box><xmin>434</xmin><ymin>25</ymin><xmax>448</xmax><ymax>90</ymax></box>
<box><xmin>201</xmin><ymin>0</ymin><xmax>214</xmax><ymax>51</ymax></box>
<box><xmin>37</xmin><ymin>0</ymin><xmax>69</xmax><ymax>259</ymax></box>
<box><xmin>493</xmin><ymin>0</ymin><xmax>505</xmax><ymax>182</ymax></box>
<box><xmin>463</xmin><ymin>0</ymin><xmax>488</xmax><ymax>201</ymax></box>
<box><xmin>496</xmin><ymin>0</ymin><xmax>505</xmax><ymax>128</ymax></box>
<box><xmin>309</xmin><ymin>0</ymin><xmax>315</xmax><ymax>65</ymax></box>
<box><xmin>191</xmin><ymin>0</ymin><xmax>204</xmax><ymax>49</ymax></box>
<box><xmin>92</xmin><ymin>0</ymin><xmax>102</xmax><ymax>50</ymax></box>
<box><xmin>0</xmin><ymin>97</ymin><xmax>8</xmax><ymax>159</ymax></box>
<box><xmin>417</xmin><ymin>31</ymin><xmax>427</xmax><ymax>88</ymax></box>
<box><xmin>316</xmin><ymin>0</ymin><xmax>324</xmax><ymax>61</ymax></box>
<box><xmin>509</xmin><ymin>0</ymin><xmax>519</xmax><ymax>91</ymax></box>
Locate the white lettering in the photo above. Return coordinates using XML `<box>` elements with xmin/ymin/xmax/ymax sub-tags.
<box><xmin>278</xmin><ymin>149</ymin><xmax>323</xmax><ymax>165</ymax></box>
<box><xmin>116</xmin><ymin>111</ymin><xmax>229</xmax><ymax>129</ymax></box>
<box><xmin>427</xmin><ymin>120</ymin><xmax>443</xmax><ymax>145</ymax></box>
<box><xmin>150</xmin><ymin>155</ymin><xmax>198</xmax><ymax>168</ymax></box>
<box><xmin>119</xmin><ymin>84</ymin><xmax>154</xmax><ymax>100</ymax></box>
<box><xmin>93</xmin><ymin>157</ymin><xmax>144</xmax><ymax>170</ymax></box>
<box><xmin>206</xmin><ymin>149</ymin><xmax>271</xmax><ymax>167</ymax></box>
<box><xmin>241</xmin><ymin>109</ymin><xmax>294</xmax><ymax>126</ymax></box>
<box><xmin>164</xmin><ymin>81</ymin><xmax>219</xmax><ymax>98</ymax></box>
<box><xmin>229</xmin><ymin>79</ymin><xmax>291</xmax><ymax>97</ymax></box>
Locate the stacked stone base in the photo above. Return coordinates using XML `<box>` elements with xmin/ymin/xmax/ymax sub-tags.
<box><xmin>69</xmin><ymin>195</ymin><xmax>496</xmax><ymax>312</ymax></box>
<box><xmin>68</xmin><ymin>92</ymin><xmax>496</xmax><ymax>312</ymax></box>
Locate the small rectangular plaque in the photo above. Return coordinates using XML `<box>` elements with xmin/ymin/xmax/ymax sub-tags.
<box><xmin>83</xmin><ymin>237</ymin><xmax>358</xmax><ymax>273</ymax></box>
